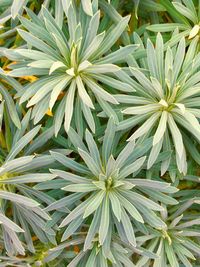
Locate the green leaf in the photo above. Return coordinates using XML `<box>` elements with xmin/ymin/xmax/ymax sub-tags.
<box><xmin>17</xmin><ymin>29</ymin><xmax>60</xmax><ymax>59</ymax></box>
<box><xmin>2</xmin><ymin>173</ymin><xmax>56</xmax><ymax>184</ymax></box>
<box><xmin>121</xmin><ymin>207</ymin><xmax>136</xmax><ymax>247</ymax></box>
<box><xmin>153</xmin><ymin>111</ymin><xmax>168</xmax><ymax>145</ymax></box>
<box><xmin>94</xmin><ymin>15</ymin><xmax>130</xmax><ymax>58</ymax></box>
<box><xmin>119</xmin><ymin>156</ymin><xmax>146</xmax><ymax>178</ymax></box>
<box><xmin>109</xmin><ymin>191</ymin><xmax>122</xmax><ymax>222</ymax></box>
<box><xmin>59</xmin><ymin>197</ymin><xmax>93</xmax><ymax>227</ymax></box>
<box><xmin>127</xmin><ymin>112</ymin><xmax>161</xmax><ymax>141</ymax></box>
<box><xmin>82</xmin><ymin>0</ymin><xmax>93</xmax><ymax>16</ymax></box>
<box><xmin>95</xmin><ymin>44</ymin><xmax>139</xmax><ymax>64</ymax></box>
<box><xmin>62</xmin><ymin>183</ymin><xmax>97</xmax><ymax>193</ymax></box>
<box><xmin>147</xmin><ymin>138</ymin><xmax>163</xmax><ymax>169</ymax></box>
<box><xmin>84</xmin><ymin>208</ymin><xmax>101</xmax><ymax>251</ymax></box>
<box><xmin>0</xmin><ymin>84</ymin><xmax>21</xmax><ymax>129</ymax></box>
<box><xmin>49</xmin><ymin>76</ymin><xmax>71</xmax><ymax>111</ymax></box>
<box><xmin>0</xmin><ymin>213</ymin><xmax>24</xmax><ymax>232</ymax></box>
<box><xmin>64</xmin><ymin>79</ymin><xmax>76</xmax><ymax>132</ymax></box>
<box><xmin>85</xmin><ymin>129</ymin><xmax>101</xmax><ymax>167</ymax></box>
<box><xmin>76</xmin><ymin>76</ymin><xmax>94</xmax><ymax>109</ymax></box>
<box><xmin>91</xmin><ymin>74</ymin><xmax>134</xmax><ymax>92</ymax></box>
<box><xmin>147</xmin><ymin>23</ymin><xmax>190</xmax><ymax>32</ymax></box>
<box><xmin>172</xmin><ymin>2</ymin><xmax>198</xmax><ymax>24</ymax></box>
<box><xmin>6</xmin><ymin>125</ymin><xmax>41</xmax><ymax>161</ymax></box>
<box><xmin>165</xmin><ymin>241</ymin><xmax>179</xmax><ymax>267</ymax></box>
<box><xmin>83</xmin><ymin>191</ymin><xmax>105</xmax><ymax>218</ymax></box>
<box><xmin>61</xmin><ymin>216</ymin><xmax>83</xmax><ymax>242</ymax></box>
<box><xmin>50</xmin><ymin>169</ymin><xmax>89</xmax><ymax>183</ymax></box>
<box><xmin>83</xmin><ymin>76</ymin><xmax>119</xmax><ymax>104</ymax></box>
<box><xmin>0</xmin><ymin>191</ymin><xmax>39</xmax><ymax>207</ymax></box>
<box><xmin>99</xmin><ymin>195</ymin><xmax>110</xmax><ymax>245</ymax></box>
<box><xmin>82</xmin><ymin>102</ymin><xmax>96</xmax><ymax>133</ymax></box>
<box><xmin>102</xmin><ymin>117</ymin><xmax>116</xmax><ymax>165</ymax></box>
<box><xmin>11</xmin><ymin>0</ymin><xmax>26</xmax><ymax>19</ymax></box>
<box><xmin>78</xmin><ymin>148</ymin><xmax>100</xmax><ymax>176</ymax></box>
<box><xmin>117</xmin><ymin>193</ymin><xmax>144</xmax><ymax>223</ymax></box>
<box><xmin>81</xmin><ymin>32</ymin><xmax>105</xmax><ymax>61</ymax></box>
<box><xmin>168</xmin><ymin>113</ymin><xmax>184</xmax><ymax>158</ymax></box>
<box><xmin>123</xmin><ymin>104</ymin><xmax>161</xmax><ymax>115</ymax></box>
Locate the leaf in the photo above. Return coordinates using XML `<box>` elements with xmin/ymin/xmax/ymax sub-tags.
<box><xmin>0</xmin><ymin>156</ymin><xmax>34</xmax><ymax>175</ymax></box>
<box><xmin>28</xmin><ymin>60</ymin><xmax>54</xmax><ymax>69</ymax></box>
<box><xmin>119</xmin><ymin>156</ymin><xmax>146</xmax><ymax>178</ymax></box>
<box><xmin>109</xmin><ymin>192</ymin><xmax>122</xmax><ymax>222</ymax></box>
<box><xmin>61</xmin><ymin>216</ymin><xmax>83</xmax><ymax>242</ymax></box>
<box><xmin>189</xmin><ymin>24</ymin><xmax>200</xmax><ymax>39</ymax></box>
<box><xmin>172</xmin><ymin>37</ymin><xmax>185</xmax><ymax>85</ymax></box>
<box><xmin>85</xmin><ymin>129</ymin><xmax>101</xmax><ymax>167</ymax></box>
<box><xmin>84</xmin><ymin>208</ymin><xmax>101</xmax><ymax>251</ymax></box>
<box><xmin>147</xmin><ymin>23</ymin><xmax>190</xmax><ymax>32</ymax></box>
<box><xmin>0</xmin><ymin>191</ymin><xmax>39</xmax><ymax>207</ymax></box>
<box><xmin>78</xmin><ymin>148</ymin><xmax>100</xmax><ymax>176</ymax></box>
<box><xmin>49</xmin><ymin>61</ymin><xmax>66</xmax><ymax>75</ymax></box>
<box><xmin>17</xmin><ymin>29</ymin><xmax>60</xmax><ymax>59</ymax></box>
<box><xmin>2</xmin><ymin>173</ymin><xmax>56</xmax><ymax>184</ymax></box>
<box><xmin>168</xmin><ymin>113</ymin><xmax>184</xmax><ymax>158</ymax></box>
<box><xmin>86</xmin><ymin>64</ymin><xmax>120</xmax><ymax>74</ymax></box>
<box><xmin>81</xmin><ymin>0</ymin><xmax>93</xmax><ymax>16</ymax></box>
<box><xmin>153</xmin><ymin>111</ymin><xmax>168</xmax><ymax>145</ymax></box>
<box><xmin>165</xmin><ymin>241</ymin><xmax>179</xmax><ymax>267</ymax></box>
<box><xmin>159</xmin><ymin>0</ymin><xmax>191</xmax><ymax>25</ymax></box>
<box><xmin>121</xmin><ymin>208</ymin><xmax>136</xmax><ymax>247</ymax></box>
<box><xmin>0</xmin><ymin>213</ymin><xmax>24</xmax><ymax>232</ymax></box>
<box><xmin>49</xmin><ymin>76</ymin><xmax>71</xmax><ymax>111</ymax></box>
<box><xmin>6</xmin><ymin>125</ymin><xmax>41</xmax><ymax>161</ymax></box>
<box><xmin>59</xmin><ymin>197</ymin><xmax>92</xmax><ymax>227</ymax></box>
<box><xmin>130</xmin><ymin>67</ymin><xmax>157</xmax><ymax>96</ymax></box>
<box><xmin>76</xmin><ymin>76</ymin><xmax>94</xmax><ymax>109</ymax></box>
<box><xmin>131</xmin><ymin>179</ymin><xmax>175</xmax><ymax>191</ymax></box>
<box><xmin>147</xmin><ymin>138</ymin><xmax>163</xmax><ymax>169</ymax></box>
<box><xmin>115</xmin><ymin>141</ymin><xmax>135</xmax><ymax>169</ymax></box>
<box><xmin>54</xmin><ymin>95</ymin><xmax>66</xmax><ymax>136</ymax></box>
<box><xmin>83</xmin><ymin>76</ymin><xmax>118</xmax><ymax>104</ymax></box>
<box><xmin>91</xmin><ymin>74</ymin><xmax>134</xmax><ymax>92</ymax></box>
<box><xmin>11</xmin><ymin>0</ymin><xmax>26</xmax><ymax>19</ymax></box>
<box><xmin>172</xmin><ymin>2</ymin><xmax>198</xmax><ymax>24</ymax></box>
<box><xmin>99</xmin><ymin>196</ymin><xmax>110</xmax><ymax>245</ymax></box>
<box><xmin>78</xmin><ymin>60</ymin><xmax>92</xmax><ymax>72</ymax></box>
<box><xmin>0</xmin><ymin>84</ymin><xmax>21</xmax><ymax>129</ymax></box>
<box><xmin>45</xmin><ymin>193</ymin><xmax>82</xmax><ymax>212</ymax></box>
<box><xmin>67</xmin><ymin>252</ymin><xmax>86</xmax><ymax>267</ymax></box>
<box><xmin>81</xmin><ymin>11</ymin><xmax>100</xmax><ymax>56</ymax></box>
<box><xmin>96</xmin><ymin>44</ymin><xmax>139</xmax><ymax>64</ymax></box>
<box><xmin>102</xmin><ymin>117</ymin><xmax>116</xmax><ymax>165</ymax></box>
<box><xmin>117</xmin><ymin>193</ymin><xmax>144</xmax><ymax>223</ymax></box>
<box><xmin>122</xmin><ymin>190</ymin><xmax>163</xmax><ymax>211</ymax></box>
<box><xmin>94</xmin><ymin>15</ymin><xmax>130</xmax><ymax>58</ymax></box>
<box><xmin>128</xmin><ymin>112</ymin><xmax>161</xmax><ymax>141</ymax></box>
<box><xmin>83</xmin><ymin>191</ymin><xmax>105</xmax><ymax>218</ymax></box>
<box><xmin>123</xmin><ymin>104</ymin><xmax>161</xmax><ymax>115</ymax></box>
<box><xmin>62</xmin><ymin>183</ymin><xmax>97</xmax><ymax>193</ymax></box>
<box><xmin>64</xmin><ymin>79</ymin><xmax>76</xmax><ymax>132</ymax></box>
<box><xmin>81</xmin><ymin>32</ymin><xmax>105</xmax><ymax>61</ymax></box>
<box><xmin>67</xmin><ymin>3</ymin><xmax>77</xmax><ymax>42</ymax></box>
<box><xmin>82</xmin><ymin>102</ymin><xmax>96</xmax><ymax>133</ymax></box>
<box><xmin>27</xmin><ymin>76</ymin><xmax>64</xmax><ymax>107</ymax></box>
<box><xmin>50</xmin><ymin>169</ymin><xmax>89</xmax><ymax>183</ymax></box>
<box><xmin>19</xmin><ymin>15</ymin><xmax>55</xmax><ymax>49</ymax></box>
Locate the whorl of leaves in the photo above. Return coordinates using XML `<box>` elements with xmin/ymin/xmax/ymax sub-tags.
<box><xmin>0</xmin><ymin>0</ymin><xmax>200</xmax><ymax>266</ymax></box>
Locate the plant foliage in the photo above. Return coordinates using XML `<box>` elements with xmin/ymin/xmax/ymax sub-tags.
<box><xmin>0</xmin><ymin>0</ymin><xmax>200</xmax><ymax>266</ymax></box>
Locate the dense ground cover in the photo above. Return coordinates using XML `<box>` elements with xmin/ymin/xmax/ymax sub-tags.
<box><xmin>0</xmin><ymin>0</ymin><xmax>200</xmax><ymax>266</ymax></box>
